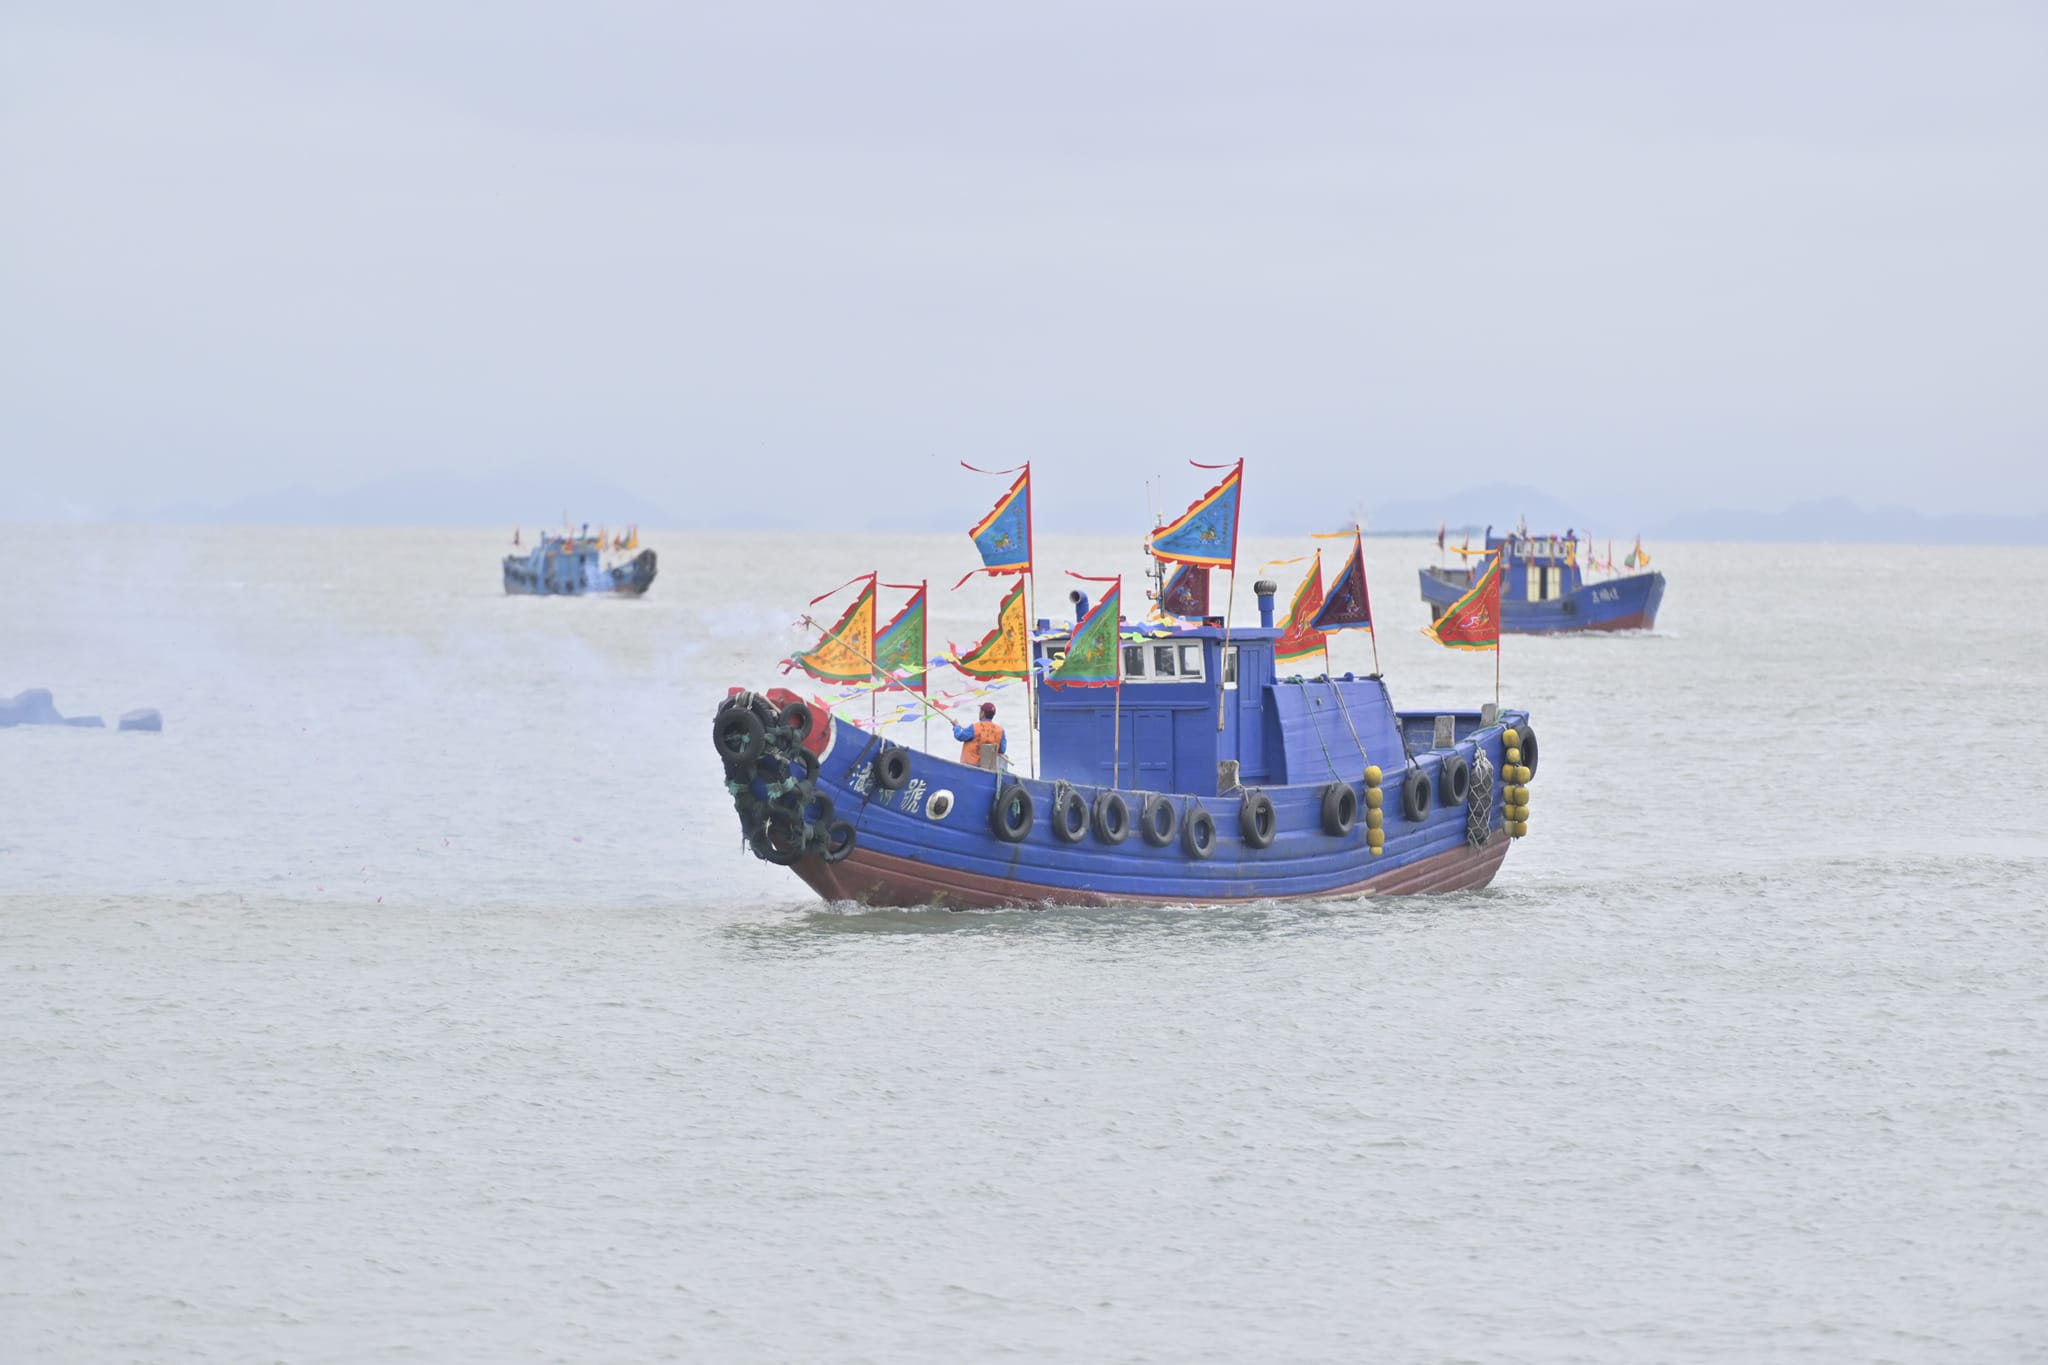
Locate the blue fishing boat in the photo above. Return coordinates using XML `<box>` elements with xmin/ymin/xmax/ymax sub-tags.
<box><xmin>1420</xmin><ymin>530</ymin><xmax>1662</xmax><ymax>633</ymax></box>
<box><xmin>714</xmin><ymin>579</ymin><xmax>1537</xmax><ymax>909</ymax></box>
<box><xmin>503</xmin><ymin>526</ymin><xmax>656</xmax><ymax>597</ymax></box>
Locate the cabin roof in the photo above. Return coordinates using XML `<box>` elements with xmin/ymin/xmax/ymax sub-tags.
<box><xmin>1035</xmin><ymin>621</ymin><xmax>1283</xmax><ymax>644</ymax></box>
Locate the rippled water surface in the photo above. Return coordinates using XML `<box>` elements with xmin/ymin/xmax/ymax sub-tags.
<box><xmin>4</xmin><ymin>528</ymin><xmax>2045</xmax><ymax>1363</ymax></box>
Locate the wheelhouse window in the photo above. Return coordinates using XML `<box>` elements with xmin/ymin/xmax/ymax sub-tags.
<box><xmin>1223</xmin><ymin>645</ymin><xmax>1238</xmax><ymax>689</ymax></box>
<box><xmin>1121</xmin><ymin>640</ymin><xmax>1207</xmax><ymax>682</ymax></box>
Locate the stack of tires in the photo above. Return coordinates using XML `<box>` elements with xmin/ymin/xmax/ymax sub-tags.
<box><xmin>712</xmin><ymin>693</ymin><xmax>856</xmax><ymax>866</ymax></box>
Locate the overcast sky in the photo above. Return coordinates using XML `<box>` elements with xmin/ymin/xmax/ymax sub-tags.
<box><xmin>3</xmin><ymin>2</ymin><xmax>2042</xmax><ymax>531</ymax></box>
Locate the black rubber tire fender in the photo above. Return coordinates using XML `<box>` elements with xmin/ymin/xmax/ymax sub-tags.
<box><xmin>1401</xmin><ymin>770</ymin><xmax>1432</xmax><ymax>822</ymax></box>
<box><xmin>875</xmin><ymin>747</ymin><xmax>912</xmax><ymax>791</ymax></box>
<box><xmin>1139</xmin><ymin>793</ymin><xmax>1178</xmax><ymax>848</ymax></box>
<box><xmin>1239</xmin><ymin>791</ymin><xmax>1277</xmax><ymax>849</ymax></box>
<box><xmin>1519</xmin><ymin>724</ymin><xmax>1540</xmax><ymax>780</ymax></box>
<box><xmin>783</xmin><ymin>787</ymin><xmax>833</xmax><ymax>831</ymax></box>
<box><xmin>748</xmin><ymin>811</ymin><xmax>806</xmax><ymax>866</ymax></box>
<box><xmin>1182</xmin><ymin>804</ymin><xmax>1217</xmax><ymax>860</ymax></box>
<box><xmin>1092</xmin><ymin>791</ymin><xmax>1130</xmax><ymax>845</ymax></box>
<box><xmin>790</xmin><ymin>748</ymin><xmax>821</xmax><ymax>784</ymax></box>
<box><xmin>758</xmin><ymin>748</ymin><xmax>820</xmax><ymax>786</ymax></box>
<box><xmin>1319</xmin><ymin>782</ymin><xmax>1358</xmax><ymax>837</ymax></box>
<box><xmin>713</xmin><ymin>707</ymin><xmax>767</xmax><ymax>768</ymax></box>
<box><xmin>990</xmin><ymin>782</ymin><xmax>1034</xmax><ymax>843</ymax></box>
<box><xmin>820</xmin><ymin>820</ymin><xmax>857</xmax><ymax>864</ymax></box>
<box><xmin>1050</xmin><ymin>786</ymin><xmax>1089</xmax><ymax>844</ymax></box>
<box><xmin>777</xmin><ymin>700</ymin><xmax>814</xmax><ymax>741</ymax></box>
<box><xmin>1439</xmin><ymin>754</ymin><xmax>1471</xmax><ymax>807</ymax></box>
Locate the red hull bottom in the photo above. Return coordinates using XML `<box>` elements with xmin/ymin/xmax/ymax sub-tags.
<box><xmin>793</xmin><ymin>832</ymin><xmax>1512</xmax><ymax>910</ymax></box>
<box><xmin>1495</xmin><ymin>611</ymin><xmax>1656</xmax><ymax>634</ymax></box>
<box><xmin>1571</xmin><ymin>610</ymin><xmax>1654</xmax><ymax>632</ymax></box>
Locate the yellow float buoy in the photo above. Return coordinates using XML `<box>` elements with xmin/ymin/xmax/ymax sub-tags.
<box><xmin>1502</xmin><ymin>728</ymin><xmax>1519</xmax><ymax>747</ymax></box>
<box><xmin>1363</xmin><ymin>764</ymin><xmax>1382</xmax><ymax>786</ymax></box>
<box><xmin>1366</xmin><ymin>828</ymin><xmax>1385</xmax><ymax>849</ymax></box>
<box><xmin>1365</xmin><ymin>808</ymin><xmax>1383</xmax><ymax>830</ymax></box>
<box><xmin>1505</xmin><ymin>747</ymin><xmax>1521</xmax><ymax>765</ymax></box>
<box><xmin>1364</xmin><ymin>788</ymin><xmax>1383</xmax><ymax>809</ymax></box>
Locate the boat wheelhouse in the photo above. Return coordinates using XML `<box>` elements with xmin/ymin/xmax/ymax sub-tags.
<box><xmin>1420</xmin><ymin>531</ymin><xmax>1662</xmax><ymax>633</ymax></box>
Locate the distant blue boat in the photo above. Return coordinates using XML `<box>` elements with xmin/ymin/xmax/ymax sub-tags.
<box><xmin>715</xmin><ymin>580</ymin><xmax>1536</xmax><ymax>909</ymax></box>
<box><xmin>1421</xmin><ymin>531</ymin><xmax>1663</xmax><ymax>633</ymax></box>
<box><xmin>503</xmin><ymin>529</ymin><xmax>656</xmax><ymax>597</ymax></box>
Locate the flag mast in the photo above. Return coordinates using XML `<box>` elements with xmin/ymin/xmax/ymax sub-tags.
<box><xmin>1217</xmin><ymin>459</ymin><xmax>1243</xmax><ymax>732</ymax></box>
<box><xmin>1357</xmin><ymin>526</ymin><xmax>1383</xmax><ymax>678</ymax></box>
<box><xmin>1145</xmin><ymin>459</ymin><xmax>1242</xmax><ymax>733</ymax></box>
<box><xmin>958</xmin><ymin>460</ymin><xmax>1037</xmax><ymax>775</ymax></box>
<box><xmin>1313</xmin><ymin>548</ymin><xmax>1334</xmax><ymax>678</ymax></box>
<box><xmin>1112</xmin><ymin>574</ymin><xmax>1123</xmax><ymax>788</ymax></box>
<box><xmin>920</xmin><ymin>579</ymin><xmax>930</xmax><ymax>754</ymax></box>
<box><xmin>1023</xmin><ymin>462</ymin><xmax>1039</xmax><ymax>779</ymax></box>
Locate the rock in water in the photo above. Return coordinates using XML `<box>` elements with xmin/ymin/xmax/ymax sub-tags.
<box><xmin>0</xmin><ymin>689</ymin><xmax>64</xmax><ymax>726</ymax></box>
<box><xmin>119</xmin><ymin>709</ymin><xmax>163</xmax><ymax>732</ymax></box>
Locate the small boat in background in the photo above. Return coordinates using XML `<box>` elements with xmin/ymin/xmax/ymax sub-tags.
<box><xmin>1421</xmin><ymin>529</ymin><xmax>1663</xmax><ymax>633</ymax></box>
<box><xmin>503</xmin><ymin>524</ymin><xmax>657</xmax><ymax>597</ymax></box>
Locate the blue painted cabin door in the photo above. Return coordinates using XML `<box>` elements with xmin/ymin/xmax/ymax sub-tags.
<box><xmin>1129</xmin><ymin>712</ymin><xmax>1172</xmax><ymax>793</ymax></box>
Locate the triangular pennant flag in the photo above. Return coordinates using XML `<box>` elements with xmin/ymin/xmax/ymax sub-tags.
<box><xmin>1274</xmin><ymin>554</ymin><xmax>1327</xmax><ymax>667</ymax></box>
<box><xmin>961</xmin><ymin>465</ymin><xmax>1032</xmax><ymax>584</ymax></box>
<box><xmin>1149</xmin><ymin>461</ymin><xmax>1242</xmax><ymax>568</ymax></box>
<box><xmin>1048</xmin><ymin>580</ymin><xmax>1121</xmax><ymax>688</ymax></box>
<box><xmin>1158</xmin><ymin>562</ymin><xmax>1209</xmax><ymax>619</ymax></box>
<box><xmin>950</xmin><ymin>579</ymin><xmax>1031</xmax><ymax>680</ymax></box>
<box><xmin>1422</xmin><ymin>552</ymin><xmax>1501</xmax><ymax>651</ymax></box>
<box><xmin>785</xmin><ymin>576</ymin><xmax>878</xmax><ymax>682</ymax></box>
<box><xmin>875</xmin><ymin>582</ymin><xmax>928</xmax><ymax>693</ymax></box>
<box><xmin>1309</xmin><ymin>531</ymin><xmax>1373</xmax><ymax>632</ymax></box>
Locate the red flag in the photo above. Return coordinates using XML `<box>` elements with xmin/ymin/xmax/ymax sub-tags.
<box><xmin>1158</xmin><ymin>563</ymin><xmax>1209</xmax><ymax>618</ymax></box>
<box><xmin>1422</xmin><ymin>552</ymin><xmax>1501</xmax><ymax>651</ymax></box>
<box><xmin>1274</xmin><ymin>553</ymin><xmax>1327</xmax><ymax>667</ymax></box>
<box><xmin>1309</xmin><ymin>531</ymin><xmax>1373</xmax><ymax>632</ymax></box>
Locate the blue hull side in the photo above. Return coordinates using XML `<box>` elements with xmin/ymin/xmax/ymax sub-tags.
<box><xmin>1420</xmin><ymin>567</ymin><xmax>1664</xmax><ymax>633</ymax></box>
<box><xmin>765</xmin><ymin>710</ymin><xmax>1528</xmax><ymax>908</ymax></box>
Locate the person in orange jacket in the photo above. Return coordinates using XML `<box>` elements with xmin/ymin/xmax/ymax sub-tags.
<box><xmin>953</xmin><ymin>702</ymin><xmax>1007</xmax><ymax>769</ymax></box>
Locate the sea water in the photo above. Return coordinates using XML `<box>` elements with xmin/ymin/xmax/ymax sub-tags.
<box><xmin>3</xmin><ymin>527</ymin><xmax>2044</xmax><ymax>1363</ymax></box>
